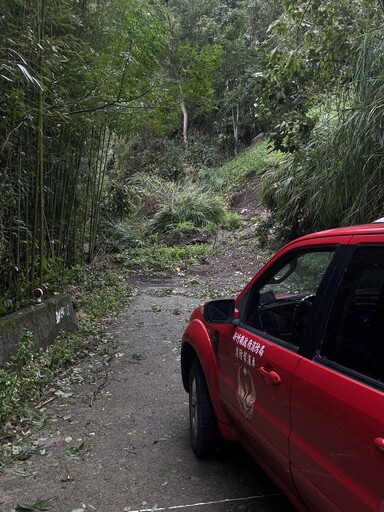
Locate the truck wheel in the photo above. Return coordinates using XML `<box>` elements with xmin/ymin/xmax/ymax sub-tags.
<box><xmin>189</xmin><ymin>358</ymin><xmax>218</xmax><ymax>458</ymax></box>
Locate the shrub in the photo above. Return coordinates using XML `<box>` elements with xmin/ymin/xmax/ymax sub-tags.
<box><xmin>150</xmin><ymin>184</ymin><xmax>228</xmax><ymax>234</ymax></box>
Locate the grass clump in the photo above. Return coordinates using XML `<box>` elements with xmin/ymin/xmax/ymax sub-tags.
<box><xmin>128</xmin><ymin>172</ymin><xmax>176</xmax><ymax>220</ymax></box>
<box><xmin>121</xmin><ymin>242</ymin><xmax>213</xmax><ymax>273</ymax></box>
<box><xmin>150</xmin><ymin>184</ymin><xmax>228</xmax><ymax>234</ymax></box>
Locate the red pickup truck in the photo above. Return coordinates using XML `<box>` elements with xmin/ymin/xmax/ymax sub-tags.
<box><xmin>181</xmin><ymin>224</ymin><xmax>384</xmax><ymax>512</ymax></box>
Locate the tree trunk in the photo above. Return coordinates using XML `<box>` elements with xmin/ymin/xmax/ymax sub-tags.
<box><xmin>177</xmin><ymin>78</ymin><xmax>189</xmax><ymax>149</ymax></box>
<box><xmin>232</xmin><ymin>104</ymin><xmax>239</xmax><ymax>156</ymax></box>
<box><xmin>181</xmin><ymin>100</ymin><xmax>189</xmax><ymax>149</ymax></box>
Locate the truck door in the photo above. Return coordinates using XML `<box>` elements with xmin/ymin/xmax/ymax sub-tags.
<box><xmin>217</xmin><ymin>246</ymin><xmax>338</xmax><ymax>499</ymax></box>
<box><xmin>290</xmin><ymin>244</ymin><xmax>384</xmax><ymax>512</ymax></box>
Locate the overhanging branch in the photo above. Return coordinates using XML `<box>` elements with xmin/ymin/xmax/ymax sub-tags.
<box><xmin>62</xmin><ymin>89</ymin><xmax>151</xmax><ymax>115</ymax></box>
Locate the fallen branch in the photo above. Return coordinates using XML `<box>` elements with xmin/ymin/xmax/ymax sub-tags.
<box><xmin>89</xmin><ymin>371</ymin><xmax>110</xmax><ymax>407</ymax></box>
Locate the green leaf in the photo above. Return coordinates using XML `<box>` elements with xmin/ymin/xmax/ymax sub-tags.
<box><xmin>65</xmin><ymin>442</ymin><xmax>87</xmax><ymax>459</ymax></box>
<box><xmin>16</xmin><ymin>500</ymin><xmax>52</xmax><ymax>511</ymax></box>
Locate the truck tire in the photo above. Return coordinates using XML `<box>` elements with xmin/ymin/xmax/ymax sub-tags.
<box><xmin>189</xmin><ymin>358</ymin><xmax>218</xmax><ymax>458</ymax></box>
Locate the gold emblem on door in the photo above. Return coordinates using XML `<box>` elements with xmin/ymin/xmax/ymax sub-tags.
<box><xmin>237</xmin><ymin>366</ymin><xmax>256</xmax><ymax>418</ymax></box>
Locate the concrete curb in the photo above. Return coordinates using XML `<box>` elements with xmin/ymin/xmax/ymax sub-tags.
<box><xmin>0</xmin><ymin>294</ymin><xmax>77</xmax><ymax>367</ymax></box>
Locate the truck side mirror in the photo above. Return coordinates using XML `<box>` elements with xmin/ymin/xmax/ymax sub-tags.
<box><xmin>203</xmin><ymin>299</ymin><xmax>236</xmax><ymax>324</ymax></box>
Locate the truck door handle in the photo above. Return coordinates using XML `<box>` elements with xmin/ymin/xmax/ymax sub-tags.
<box><xmin>374</xmin><ymin>437</ymin><xmax>384</xmax><ymax>452</ymax></box>
<box><xmin>258</xmin><ymin>366</ymin><xmax>281</xmax><ymax>385</ymax></box>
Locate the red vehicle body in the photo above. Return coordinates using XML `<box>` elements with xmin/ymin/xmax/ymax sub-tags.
<box><xmin>181</xmin><ymin>224</ymin><xmax>384</xmax><ymax>512</ymax></box>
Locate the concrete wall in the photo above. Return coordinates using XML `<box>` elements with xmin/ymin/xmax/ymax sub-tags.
<box><xmin>0</xmin><ymin>294</ymin><xmax>77</xmax><ymax>367</ymax></box>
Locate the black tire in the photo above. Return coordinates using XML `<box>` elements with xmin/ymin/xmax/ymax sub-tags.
<box><xmin>188</xmin><ymin>358</ymin><xmax>218</xmax><ymax>458</ymax></box>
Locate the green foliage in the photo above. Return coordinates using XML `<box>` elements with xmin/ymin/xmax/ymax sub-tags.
<box><xmin>107</xmin><ymin>139</ymin><xmax>280</xmax><ymax>255</ymax></box>
<box><xmin>222</xmin><ymin>212</ymin><xmax>243</xmax><ymax>230</ymax></box>
<box><xmin>254</xmin><ymin>0</ymin><xmax>382</xmax><ymax>152</ymax></box>
<box><xmin>259</xmin><ymin>30</ymin><xmax>384</xmax><ymax>240</ymax></box>
<box><xmin>183</xmin><ymin>132</ymin><xmax>225</xmax><ymax>171</ymax></box>
<box><xmin>106</xmin><ymin>221</ymin><xmax>142</xmax><ymax>247</ymax></box>
<box><xmin>120</xmin><ymin>242</ymin><xmax>213</xmax><ymax>273</ymax></box>
<box><xmin>212</xmin><ymin>0</ymin><xmax>282</xmax><ymax>151</ymax></box>
<box><xmin>0</xmin><ymin>331</ymin><xmax>48</xmax><ymax>424</ymax></box>
<box><xmin>176</xmin><ymin>41</ymin><xmax>223</xmax><ymax>111</ymax></box>
<box><xmin>150</xmin><ymin>184</ymin><xmax>228</xmax><ymax>234</ymax></box>
<box><xmin>115</xmin><ymin>131</ymin><xmax>225</xmax><ymax>182</ymax></box>
<box><xmin>199</xmin><ymin>140</ymin><xmax>282</xmax><ymax>195</ymax></box>
<box><xmin>167</xmin><ymin>0</ymin><xmax>219</xmax><ymax>44</ymax></box>
<box><xmin>0</xmin><ymin>0</ymin><xmax>166</xmax><ymax>311</ymax></box>
<box><xmin>108</xmin><ymin>133</ymin><xmax>233</xmax><ymax>243</ymax></box>
<box><xmin>104</xmin><ymin>139</ymin><xmax>283</xmax><ymax>271</ymax></box>
<box><xmin>71</xmin><ymin>266</ymin><xmax>127</xmax><ymax>320</ymax></box>
<box><xmin>129</xmin><ymin>172</ymin><xmax>177</xmax><ymax>220</ymax></box>
<box><xmin>162</xmin><ymin>0</ymin><xmax>275</xmax><ymax>150</ymax></box>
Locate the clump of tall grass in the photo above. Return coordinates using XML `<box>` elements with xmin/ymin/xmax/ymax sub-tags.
<box><xmin>259</xmin><ymin>31</ymin><xmax>384</xmax><ymax>240</ymax></box>
<box><xmin>259</xmin><ymin>114</ymin><xmax>342</xmax><ymax>239</ymax></box>
<box><xmin>150</xmin><ymin>183</ymin><xmax>228</xmax><ymax>234</ymax></box>
<box><xmin>128</xmin><ymin>173</ymin><xmax>177</xmax><ymax>219</ymax></box>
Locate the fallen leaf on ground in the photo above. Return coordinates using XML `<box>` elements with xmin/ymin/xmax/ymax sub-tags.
<box><xmin>16</xmin><ymin>499</ymin><xmax>52</xmax><ymax>511</ymax></box>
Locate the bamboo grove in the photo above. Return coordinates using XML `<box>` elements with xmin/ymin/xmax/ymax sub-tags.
<box><xmin>0</xmin><ymin>0</ymin><xmax>165</xmax><ymax>313</ymax></box>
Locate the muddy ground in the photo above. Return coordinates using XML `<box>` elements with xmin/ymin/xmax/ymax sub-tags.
<box><xmin>0</xmin><ymin>189</ymin><xmax>296</xmax><ymax>512</ymax></box>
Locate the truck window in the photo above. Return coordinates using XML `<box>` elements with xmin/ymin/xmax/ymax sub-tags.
<box><xmin>320</xmin><ymin>246</ymin><xmax>384</xmax><ymax>383</ymax></box>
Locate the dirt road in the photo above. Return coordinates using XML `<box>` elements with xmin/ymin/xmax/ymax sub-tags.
<box><xmin>1</xmin><ymin>193</ymin><xmax>296</xmax><ymax>512</ymax></box>
<box><xmin>1</xmin><ymin>270</ymin><xmax>295</xmax><ymax>512</ymax></box>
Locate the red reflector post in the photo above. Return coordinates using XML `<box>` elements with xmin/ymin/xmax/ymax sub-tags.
<box><xmin>33</xmin><ymin>288</ymin><xmax>43</xmax><ymax>303</ymax></box>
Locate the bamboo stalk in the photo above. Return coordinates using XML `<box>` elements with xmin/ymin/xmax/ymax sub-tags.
<box><xmin>37</xmin><ymin>0</ymin><xmax>46</xmax><ymax>287</ymax></box>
